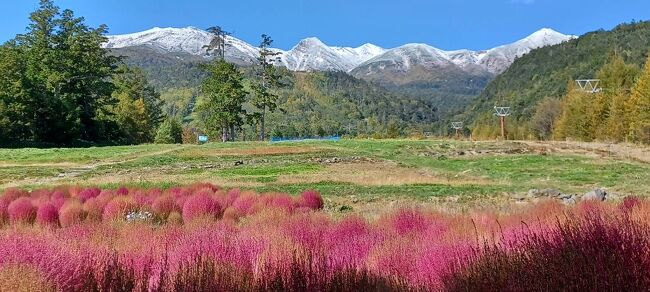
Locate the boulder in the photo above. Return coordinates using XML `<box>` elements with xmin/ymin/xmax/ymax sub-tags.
<box><xmin>527</xmin><ymin>189</ymin><xmax>541</xmax><ymax>198</ymax></box>
<box><xmin>541</xmin><ymin>188</ymin><xmax>563</xmax><ymax>197</ymax></box>
<box><xmin>582</xmin><ymin>188</ymin><xmax>607</xmax><ymax>201</ymax></box>
<box><xmin>560</xmin><ymin>194</ymin><xmax>579</xmax><ymax>205</ymax></box>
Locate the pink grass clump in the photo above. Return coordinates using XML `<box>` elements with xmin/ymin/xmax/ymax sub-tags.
<box><xmin>36</xmin><ymin>203</ymin><xmax>59</xmax><ymax>227</ymax></box>
<box><xmin>103</xmin><ymin>197</ymin><xmax>137</xmax><ymax>222</ymax></box>
<box><xmin>7</xmin><ymin>197</ymin><xmax>36</xmax><ymax>224</ymax></box>
<box><xmin>386</xmin><ymin>209</ymin><xmax>431</xmax><ymax>236</ymax></box>
<box><xmin>59</xmin><ymin>201</ymin><xmax>85</xmax><ymax>227</ymax></box>
<box><xmin>116</xmin><ymin>186</ymin><xmax>129</xmax><ymax>196</ymax></box>
<box><xmin>182</xmin><ymin>193</ymin><xmax>222</xmax><ymax>222</ymax></box>
<box><xmin>78</xmin><ymin>187</ymin><xmax>101</xmax><ymax>202</ymax></box>
<box><xmin>298</xmin><ymin>190</ymin><xmax>324</xmax><ymax>210</ymax></box>
<box><xmin>152</xmin><ymin>195</ymin><xmax>178</xmax><ymax>218</ymax></box>
<box><xmin>1</xmin><ymin>188</ymin><xmax>26</xmax><ymax>205</ymax></box>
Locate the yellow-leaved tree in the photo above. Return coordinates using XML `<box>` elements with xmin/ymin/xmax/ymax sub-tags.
<box><xmin>628</xmin><ymin>55</ymin><xmax>650</xmax><ymax>143</ymax></box>
<box><xmin>598</xmin><ymin>54</ymin><xmax>639</xmax><ymax>141</ymax></box>
<box><xmin>554</xmin><ymin>81</ymin><xmax>593</xmax><ymax>141</ymax></box>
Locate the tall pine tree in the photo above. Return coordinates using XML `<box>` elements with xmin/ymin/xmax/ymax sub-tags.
<box><xmin>251</xmin><ymin>34</ymin><xmax>283</xmax><ymax>141</ymax></box>
<box><xmin>196</xmin><ymin>59</ymin><xmax>247</xmax><ymax>142</ymax></box>
<box><xmin>1</xmin><ymin>0</ymin><xmax>119</xmax><ymax>144</ymax></box>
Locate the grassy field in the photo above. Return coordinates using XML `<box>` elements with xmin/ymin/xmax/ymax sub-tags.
<box><xmin>2</xmin><ymin>139</ymin><xmax>649</xmax><ymax>213</ymax></box>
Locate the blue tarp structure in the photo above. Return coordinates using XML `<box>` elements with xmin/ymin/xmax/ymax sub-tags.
<box><xmin>198</xmin><ymin>135</ymin><xmax>209</xmax><ymax>144</ymax></box>
<box><xmin>269</xmin><ymin>136</ymin><xmax>340</xmax><ymax>143</ymax></box>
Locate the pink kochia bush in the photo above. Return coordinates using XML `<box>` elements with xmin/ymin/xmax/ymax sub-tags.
<box><xmin>1</xmin><ymin>187</ymin><xmax>649</xmax><ymax>291</ymax></box>
<box><xmin>0</xmin><ymin>184</ymin><xmax>325</xmax><ymax>226</ymax></box>
<box><xmin>7</xmin><ymin>197</ymin><xmax>36</xmax><ymax>223</ymax></box>
<box><xmin>299</xmin><ymin>190</ymin><xmax>324</xmax><ymax>210</ymax></box>
<box><xmin>182</xmin><ymin>193</ymin><xmax>222</xmax><ymax>222</ymax></box>
<box><xmin>36</xmin><ymin>203</ymin><xmax>59</xmax><ymax>226</ymax></box>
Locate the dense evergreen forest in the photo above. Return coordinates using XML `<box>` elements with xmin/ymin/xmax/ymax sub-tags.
<box><xmin>0</xmin><ymin>1</ymin><xmax>165</xmax><ymax>146</ymax></box>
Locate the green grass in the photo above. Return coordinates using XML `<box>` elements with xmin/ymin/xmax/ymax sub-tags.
<box><xmin>2</xmin><ymin>139</ymin><xmax>649</xmax><ymax>201</ymax></box>
<box><xmin>0</xmin><ymin>144</ymin><xmax>175</xmax><ymax>164</ymax></box>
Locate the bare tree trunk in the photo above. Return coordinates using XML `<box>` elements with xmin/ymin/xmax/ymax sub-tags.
<box><xmin>221</xmin><ymin>124</ymin><xmax>228</xmax><ymax>142</ymax></box>
<box><xmin>259</xmin><ymin>107</ymin><xmax>266</xmax><ymax>141</ymax></box>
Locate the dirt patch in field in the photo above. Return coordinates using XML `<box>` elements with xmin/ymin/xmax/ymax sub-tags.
<box><xmin>277</xmin><ymin>161</ymin><xmax>491</xmax><ymax>186</ymax></box>
<box><xmin>180</xmin><ymin>146</ymin><xmax>328</xmax><ymax>157</ymax></box>
<box><xmin>0</xmin><ymin>162</ymin><xmax>81</xmax><ymax>168</ymax></box>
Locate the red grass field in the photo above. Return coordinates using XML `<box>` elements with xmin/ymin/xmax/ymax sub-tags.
<box><xmin>0</xmin><ymin>185</ymin><xmax>648</xmax><ymax>291</ymax></box>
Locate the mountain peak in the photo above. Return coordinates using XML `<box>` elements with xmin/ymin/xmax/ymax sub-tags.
<box><xmin>526</xmin><ymin>28</ymin><xmax>567</xmax><ymax>39</ymax></box>
<box><xmin>298</xmin><ymin>37</ymin><xmax>326</xmax><ymax>47</ymax></box>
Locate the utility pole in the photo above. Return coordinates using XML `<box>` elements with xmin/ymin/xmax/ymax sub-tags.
<box><xmin>494</xmin><ymin>106</ymin><xmax>511</xmax><ymax>140</ymax></box>
<box><xmin>575</xmin><ymin>79</ymin><xmax>603</xmax><ymax>93</ymax></box>
<box><xmin>451</xmin><ymin>122</ymin><xmax>464</xmax><ymax>139</ymax></box>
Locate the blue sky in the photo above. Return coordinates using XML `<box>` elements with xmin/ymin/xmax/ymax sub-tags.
<box><xmin>1</xmin><ymin>0</ymin><xmax>649</xmax><ymax>50</ymax></box>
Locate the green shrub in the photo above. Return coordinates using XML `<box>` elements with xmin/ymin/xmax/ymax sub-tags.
<box><xmin>154</xmin><ymin>119</ymin><xmax>183</xmax><ymax>144</ymax></box>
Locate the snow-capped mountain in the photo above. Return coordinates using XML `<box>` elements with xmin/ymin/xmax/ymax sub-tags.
<box><xmin>277</xmin><ymin>37</ymin><xmax>386</xmax><ymax>72</ymax></box>
<box><xmin>104</xmin><ymin>26</ymin><xmax>260</xmax><ymax>64</ymax></box>
<box><xmin>104</xmin><ymin>26</ymin><xmax>574</xmax><ymax>77</ymax></box>
<box><xmin>352</xmin><ymin>43</ymin><xmax>456</xmax><ymax>75</ymax></box>
<box><xmin>352</xmin><ymin>28</ymin><xmax>575</xmax><ymax>78</ymax></box>
<box><xmin>103</xmin><ymin>27</ymin><xmax>385</xmax><ymax>71</ymax></box>
<box><xmin>478</xmin><ymin>28</ymin><xmax>575</xmax><ymax>74</ymax></box>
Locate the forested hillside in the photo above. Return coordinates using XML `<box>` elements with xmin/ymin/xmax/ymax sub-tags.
<box><xmin>111</xmin><ymin>45</ymin><xmax>473</xmax><ymax>128</ymax></box>
<box><xmin>108</xmin><ymin>47</ymin><xmax>207</xmax><ymax>89</ymax></box>
<box><xmin>157</xmin><ymin>71</ymin><xmax>440</xmax><ymax>140</ymax></box>
<box><xmin>264</xmin><ymin>72</ymin><xmax>439</xmax><ymax>139</ymax></box>
<box><xmin>468</xmin><ymin>21</ymin><xmax>650</xmax><ymax>139</ymax></box>
<box><xmin>110</xmin><ymin>45</ymin><xmax>443</xmax><ymax>139</ymax></box>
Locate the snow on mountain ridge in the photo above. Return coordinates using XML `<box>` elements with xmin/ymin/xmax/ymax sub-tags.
<box><xmin>476</xmin><ymin>28</ymin><xmax>576</xmax><ymax>73</ymax></box>
<box><xmin>357</xmin><ymin>28</ymin><xmax>575</xmax><ymax>74</ymax></box>
<box><xmin>104</xmin><ymin>27</ymin><xmax>574</xmax><ymax>74</ymax></box>
<box><xmin>277</xmin><ymin>37</ymin><xmax>387</xmax><ymax>72</ymax></box>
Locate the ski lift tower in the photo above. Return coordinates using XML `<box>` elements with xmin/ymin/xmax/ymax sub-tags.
<box><xmin>494</xmin><ymin>106</ymin><xmax>511</xmax><ymax>140</ymax></box>
<box><xmin>451</xmin><ymin>122</ymin><xmax>464</xmax><ymax>139</ymax></box>
<box><xmin>575</xmin><ymin>79</ymin><xmax>603</xmax><ymax>93</ymax></box>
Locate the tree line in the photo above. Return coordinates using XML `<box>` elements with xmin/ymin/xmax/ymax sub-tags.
<box><xmin>553</xmin><ymin>53</ymin><xmax>650</xmax><ymax>143</ymax></box>
<box><xmin>0</xmin><ymin>1</ymin><xmax>289</xmax><ymax>146</ymax></box>
<box><xmin>0</xmin><ymin>0</ymin><xmax>170</xmax><ymax>146</ymax></box>
<box><xmin>471</xmin><ymin>52</ymin><xmax>650</xmax><ymax>144</ymax></box>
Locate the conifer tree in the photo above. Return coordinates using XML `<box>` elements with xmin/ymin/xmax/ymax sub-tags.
<box><xmin>111</xmin><ymin>65</ymin><xmax>164</xmax><ymax>144</ymax></box>
<box><xmin>251</xmin><ymin>34</ymin><xmax>283</xmax><ymax>141</ymax></box>
<box><xmin>196</xmin><ymin>59</ymin><xmax>247</xmax><ymax>142</ymax></box>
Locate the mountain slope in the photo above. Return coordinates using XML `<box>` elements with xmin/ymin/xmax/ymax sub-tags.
<box><xmin>105</xmin><ymin>26</ymin><xmax>573</xmax><ymax>119</ymax></box>
<box><xmin>105</xmin><ymin>27</ymin><xmax>259</xmax><ymax>65</ymax></box>
<box><xmin>104</xmin><ymin>27</ymin><xmax>386</xmax><ymax>71</ymax></box>
<box><xmin>478</xmin><ymin>28</ymin><xmax>575</xmax><ymax>74</ymax></box>
<box><xmin>277</xmin><ymin>37</ymin><xmax>386</xmax><ymax>72</ymax></box>
<box><xmin>350</xmin><ymin>29</ymin><xmax>574</xmax><ymax>89</ymax></box>
<box><xmin>466</xmin><ymin>21</ymin><xmax>650</xmax><ymax>126</ymax></box>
